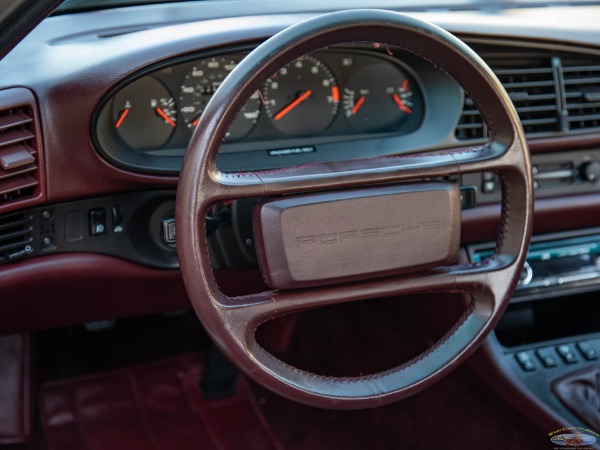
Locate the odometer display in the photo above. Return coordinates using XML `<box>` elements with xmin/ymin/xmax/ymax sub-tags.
<box><xmin>262</xmin><ymin>55</ymin><xmax>340</xmax><ymax>137</ymax></box>
<box><xmin>179</xmin><ymin>57</ymin><xmax>261</xmax><ymax>142</ymax></box>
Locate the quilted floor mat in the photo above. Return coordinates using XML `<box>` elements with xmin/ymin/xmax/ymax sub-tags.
<box><xmin>39</xmin><ymin>354</ymin><xmax>281</xmax><ymax>450</ymax></box>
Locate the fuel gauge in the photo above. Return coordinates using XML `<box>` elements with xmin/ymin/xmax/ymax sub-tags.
<box><xmin>112</xmin><ymin>76</ymin><xmax>177</xmax><ymax>149</ymax></box>
<box><xmin>342</xmin><ymin>62</ymin><xmax>416</xmax><ymax>133</ymax></box>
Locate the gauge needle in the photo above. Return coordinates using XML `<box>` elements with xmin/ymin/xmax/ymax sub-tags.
<box><xmin>392</xmin><ymin>93</ymin><xmax>412</xmax><ymax>114</ymax></box>
<box><xmin>115</xmin><ymin>109</ymin><xmax>129</xmax><ymax>128</ymax></box>
<box><xmin>351</xmin><ymin>96</ymin><xmax>365</xmax><ymax>115</ymax></box>
<box><xmin>274</xmin><ymin>90</ymin><xmax>312</xmax><ymax>121</ymax></box>
<box><xmin>156</xmin><ymin>107</ymin><xmax>176</xmax><ymax>127</ymax></box>
<box><xmin>192</xmin><ymin>115</ymin><xmax>201</xmax><ymax>127</ymax></box>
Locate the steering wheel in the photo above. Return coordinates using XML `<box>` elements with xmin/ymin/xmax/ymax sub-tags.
<box><xmin>176</xmin><ymin>9</ymin><xmax>533</xmax><ymax>409</ymax></box>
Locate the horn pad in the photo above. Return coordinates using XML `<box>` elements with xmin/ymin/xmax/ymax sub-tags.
<box><xmin>253</xmin><ymin>183</ymin><xmax>461</xmax><ymax>289</ymax></box>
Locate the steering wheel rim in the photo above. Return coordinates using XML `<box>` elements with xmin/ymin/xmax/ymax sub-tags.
<box><xmin>176</xmin><ymin>9</ymin><xmax>533</xmax><ymax>409</ymax></box>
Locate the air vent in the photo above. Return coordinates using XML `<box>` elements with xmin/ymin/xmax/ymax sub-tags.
<box><xmin>456</xmin><ymin>58</ymin><xmax>560</xmax><ymax>140</ymax></box>
<box><xmin>0</xmin><ymin>88</ymin><xmax>45</xmax><ymax>214</ymax></box>
<box><xmin>0</xmin><ymin>211</ymin><xmax>33</xmax><ymax>265</ymax></box>
<box><xmin>455</xmin><ymin>97</ymin><xmax>486</xmax><ymax>140</ymax></box>
<box><xmin>562</xmin><ymin>59</ymin><xmax>600</xmax><ymax>131</ymax></box>
<box><xmin>494</xmin><ymin>65</ymin><xmax>559</xmax><ymax>135</ymax></box>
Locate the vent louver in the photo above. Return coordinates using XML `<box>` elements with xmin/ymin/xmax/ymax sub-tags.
<box><xmin>0</xmin><ymin>88</ymin><xmax>45</xmax><ymax>214</ymax></box>
<box><xmin>0</xmin><ymin>211</ymin><xmax>33</xmax><ymax>265</ymax></box>
<box><xmin>562</xmin><ymin>60</ymin><xmax>600</xmax><ymax>131</ymax></box>
<box><xmin>454</xmin><ymin>46</ymin><xmax>600</xmax><ymax>141</ymax></box>
<box><xmin>494</xmin><ymin>65</ymin><xmax>559</xmax><ymax>135</ymax></box>
<box><xmin>456</xmin><ymin>53</ymin><xmax>560</xmax><ymax>140</ymax></box>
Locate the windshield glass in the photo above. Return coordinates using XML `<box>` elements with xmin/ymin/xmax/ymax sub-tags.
<box><xmin>54</xmin><ymin>0</ymin><xmax>600</xmax><ymax>14</ymax></box>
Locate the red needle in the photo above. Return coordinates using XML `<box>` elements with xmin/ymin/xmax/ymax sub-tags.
<box><xmin>351</xmin><ymin>96</ymin><xmax>365</xmax><ymax>115</ymax></box>
<box><xmin>115</xmin><ymin>109</ymin><xmax>129</xmax><ymax>128</ymax></box>
<box><xmin>192</xmin><ymin>116</ymin><xmax>201</xmax><ymax>127</ymax></box>
<box><xmin>392</xmin><ymin>93</ymin><xmax>412</xmax><ymax>114</ymax></box>
<box><xmin>156</xmin><ymin>108</ymin><xmax>176</xmax><ymax>127</ymax></box>
<box><xmin>274</xmin><ymin>90</ymin><xmax>312</xmax><ymax>121</ymax></box>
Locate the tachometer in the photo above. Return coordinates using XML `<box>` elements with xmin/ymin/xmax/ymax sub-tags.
<box><xmin>262</xmin><ymin>55</ymin><xmax>340</xmax><ymax>137</ymax></box>
<box><xmin>179</xmin><ymin>57</ymin><xmax>261</xmax><ymax>142</ymax></box>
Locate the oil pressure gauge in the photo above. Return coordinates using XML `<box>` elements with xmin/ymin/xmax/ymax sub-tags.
<box><xmin>112</xmin><ymin>76</ymin><xmax>177</xmax><ymax>149</ymax></box>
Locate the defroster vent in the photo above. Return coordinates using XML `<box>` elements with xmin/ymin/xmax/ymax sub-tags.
<box><xmin>0</xmin><ymin>88</ymin><xmax>45</xmax><ymax>214</ymax></box>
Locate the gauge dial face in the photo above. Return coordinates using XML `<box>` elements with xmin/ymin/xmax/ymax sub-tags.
<box><xmin>112</xmin><ymin>76</ymin><xmax>177</xmax><ymax>149</ymax></box>
<box><xmin>262</xmin><ymin>55</ymin><xmax>340</xmax><ymax>137</ymax></box>
<box><xmin>342</xmin><ymin>63</ymin><xmax>415</xmax><ymax>133</ymax></box>
<box><xmin>179</xmin><ymin>57</ymin><xmax>261</xmax><ymax>142</ymax></box>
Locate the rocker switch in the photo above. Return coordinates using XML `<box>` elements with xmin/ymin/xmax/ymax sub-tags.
<box><xmin>89</xmin><ymin>208</ymin><xmax>106</xmax><ymax>236</ymax></box>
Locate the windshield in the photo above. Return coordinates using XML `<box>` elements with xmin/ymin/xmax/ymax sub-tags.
<box><xmin>54</xmin><ymin>0</ymin><xmax>600</xmax><ymax>14</ymax></box>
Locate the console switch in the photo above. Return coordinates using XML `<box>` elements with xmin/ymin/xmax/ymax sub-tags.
<box><xmin>89</xmin><ymin>208</ymin><xmax>106</xmax><ymax>236</ymax></box>
<box><xmin>535</xmin><ymin>348</ymin><xmax>558</xmax><ymax>368</ymax></box>
<box><xmin>577</xmin><ymin>342</ymin><xmax>599</xmax><ymax>361</ymax></box>
<box><xmin>515</xmin><ymin>351</ymin><xmax>536</xmax><ymax>371</ymax></box>
<box><xmin>556</xmin><ymin>344</ymin><xmax>578</xmax><ymax>364</ymax></box>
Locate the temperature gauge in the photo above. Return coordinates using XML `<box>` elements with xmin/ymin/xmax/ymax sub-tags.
<box><xmin>112</xmin><ymin>76</ymin><xmax>177</xmax><ymax>149</ymax></box>
<box><xmin>342</xmin><ymin>62</ymin><xmax>416</xmax><ymax>133</ymax></box>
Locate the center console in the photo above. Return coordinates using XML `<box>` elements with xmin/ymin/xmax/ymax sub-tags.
<box><xmin>470</xmin><ymin>229</ymin><xmax>600</xmax><ymax>432</ymax></box>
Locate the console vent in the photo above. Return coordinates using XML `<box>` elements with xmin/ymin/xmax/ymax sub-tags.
<box><xmin>0</xmin><ymin>88</ymin><xmax>45</xmax><ymax>214</ymax></box>
<box><xmin>0</xmin><ymin>211</ymin><xmax>33</xmax><ymax>265</ymax></box>
<box><xmin>562</xmin><ymin>59</ymin><xmax>600</xmax><ymax>131</ymax></box>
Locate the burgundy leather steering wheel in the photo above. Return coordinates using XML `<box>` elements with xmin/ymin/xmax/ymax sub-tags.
<box><xmin>176</xmin><ymin>9</ymin><xmax>533</xmax><ymax>409</ymax></box>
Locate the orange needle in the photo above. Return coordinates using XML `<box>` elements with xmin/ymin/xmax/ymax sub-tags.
<box><xmin>351</xmin><ymin>96</ymin><xmax>365</xmax><ymax>115</ymax></box>
<box><xmin>274</xmin><ymin>90</ymin><xmax>312</xmax><ymax>121</ymax></box>
<box><xmin>392</xmin><ymin>93</ymin><xmax>412</xmax><ymax>114</ymax></box>
<box><xmin>115</xmin><ymin>109</ymin><xmax>129</xmax><ymax>128</ymax></box>
<box><xmin>402</xmin><ymin>79</ymin><xmax>409</xmax><ymax>91</ymax></box>
<box><xmin>156</xmin><ymin>108</ymin><xmax>176</xmax><ymax>127</ymax></box>
<box><xmin>192</xmin><ymin>116</ymin><xmax>201</xmax><ymax>127</ymax></box>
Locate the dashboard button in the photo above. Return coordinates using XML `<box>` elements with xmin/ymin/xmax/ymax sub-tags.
<box><xmin>535</xmin><ymin>348</ymin><xmax>558</xmax><ymax>368</ymax></box>
<box><xmin>89</xmin><ymin>208</ymin><xmax>106</xmax><ymax>236</ymax></box>
<box><xmin>556</xmin><ymin>344</ymin><xmax>578</xmax><ymax>364</ymax></box>
<box><xmin>576</xmin><ymin>341</ymin><xmax>599</xmax><ymax>360</ymax></box>
<box><xmin>515</xmin><ymin>351</ymin><xmax>536</xmax><ymax>371</ymax></box>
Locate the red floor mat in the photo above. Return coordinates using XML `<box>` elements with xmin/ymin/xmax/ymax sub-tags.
<box><xmin>39</xmin><ymin>354</ymin><xmax>281</xmax><ymax>450</ymax></box>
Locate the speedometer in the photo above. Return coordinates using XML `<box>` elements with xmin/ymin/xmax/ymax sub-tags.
<box><xmin>262</xmin><ymin>55</ymin><xmax>340</xmax><ymax>137</ymax></box>
<box><xmin>179</xmin><ymin>57</ymin><xmax>261</xmax><ymax>142</ymax></box>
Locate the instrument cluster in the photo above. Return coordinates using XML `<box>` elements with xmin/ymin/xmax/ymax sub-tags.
<box><xmin>94</xmin><ymin>47</ymin><xmax>425</xmax><ymax>172</ymax></box>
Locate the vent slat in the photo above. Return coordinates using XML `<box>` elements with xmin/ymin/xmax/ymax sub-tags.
<box><xmin>0</xmin><ymin>128</ymin><xmax>35</xmax><ymax>148</ymax></box>
<box><xmin>0</xmin><ymin>216</ymin><xmax>32</xmax><ymax>232</ymax></box>
<box><xmin>568</xmin><ymin>113</ymin><xmax>600</xmax><ymax>122</ymax></box>
<box><xmin>0</xmin><ymin>175</ymin><xmax>38</xmax><ymax>196</ymax></box>
<box><xmin>563</xmin><ymin>65</ymin><xmax>600</xmax><ymax>73</ymax></box>
<box><xmin>501</xmin><ymin>80</ymin><xmax>555</xmax><ymax>89</ymax></box>
<box><xmin>0</xmin><ymin>164</ymin><xmax>37</xmax><ymax>181</ymax></box>
<box><xmin>0</xmin><ymin>112</ymin><xmax>32</xmax><ymax>132</ymax></box>
<box><xmin>0</xmin><ymin>143</ymin><xmax>35</xmax><ymax>170</ymax></box>
<box><xmin>521</xmin><ymin>117</ymin><xmax>559</xmax><ymax>125</ymax></box>
<box><xmin>0</xmin><ymin>227</ymin><xmax>33</xmax><ymax>243</ymax></box>
<box><xmin>515</xmin><ymin>105</ymin><xmax>559</xmax><ymax>114</ymax></box>
<box><xmin>494</xmin><ymin>68</ymin><xmax>553</xmax><ymax>75</ymax></box>
<box><xmin>0</xmin><ymin>237</ymin><xmax>33</xmax><ymax>254</ymax></box>
<box><xmin>564</xmin><ymin>77</ymin><xmax>600</xmax><ymax>85</ymax></box>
